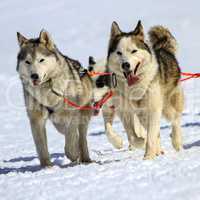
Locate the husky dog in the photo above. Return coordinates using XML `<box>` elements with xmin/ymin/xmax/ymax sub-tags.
<box><xmin>17</xmin><ymin>30</ymin><xmax>94</xmax><ymax>167</ymax></box>
<box><xmin>98</xmin><ymin>21</ymin><xmax>184</xmax><ymax>159</ymax></box>
<box><xmin>88</xmin><ymin>57</ymin><xmax>123</xmax><ymax>149</ymax></box>
<box><xmin>88</xmin><ymin>56</ymin><xmax>146</xmax><ymax>150</ymax></box>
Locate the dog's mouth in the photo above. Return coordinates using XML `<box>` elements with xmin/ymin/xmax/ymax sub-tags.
<box><xmin>32</xmin><ymin>80</ymin><xmax>40</xmax><ymax>86</ymax></box>
<box><xmin>31</xmin><ymin>74</ymin><xmax>48</xmax><ymax>87</ymax></box>
<box><xmin>123</xmin><ymin>62</ymin><xmax>140</xmax><ymax>86</ymax></box>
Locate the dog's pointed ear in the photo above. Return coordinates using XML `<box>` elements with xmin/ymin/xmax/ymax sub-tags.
<box><xmin>89</xmin><ymin>56</ymin><xmax>96</xmax><ymax>65</ymax></box>
<box><xmin>17</xmin><ymin>32</ymin><xmax>28</xmax><ymax>47</ymax></box>
<box><xmin>88</xmin><ymin>56</ymin><xmax>96</xmax><ymax>72</ymax></box>
<box><xmin>111</xmin><ymin>21</ymin><xmax>122</xmax><ymax>39</ymax></box>
<box><xmin>39</xmin><ymin>29</ymin><xmax>54</xmax><ymax>50</ymax></box>
<box><xmin>133</xmin><ymin>20</ymin><xmax>144</xmax><ymax>41</ymax></box>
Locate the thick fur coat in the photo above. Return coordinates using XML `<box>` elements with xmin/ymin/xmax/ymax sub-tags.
<box><xmin>17</xmin><ymin>31</ymin><xmax>93</xmax><ymax>166</ymax></box>
<box><xmin>94</xmin><ymin>21</ymin><xmax>184</xmax><ymax>159</ymax></box>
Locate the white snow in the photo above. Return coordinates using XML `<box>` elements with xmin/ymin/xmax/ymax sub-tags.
<box><xmin>1</xmin><ymin>0</ymin><xmax>200</xmax><ymax>200</ymax></box>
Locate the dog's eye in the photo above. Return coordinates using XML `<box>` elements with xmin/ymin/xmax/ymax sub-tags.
<box><xmin>39</xmin><ymin>58</ymin><xmax>45</xmax><ymax>63</ymax></box>
<box><xmin>25</xmin><ymin>60</ymin><xmax>31</xmax><ymax>65</ymax></box>
<box><xmin>116</xmin><ymin>51</ymin><xmax>122</xmax><ymax>56</ymax></box>
<box><xmin>131</xmin><ymin>50</ymin><xmax>137</xmax><ymax>54</ymax></box>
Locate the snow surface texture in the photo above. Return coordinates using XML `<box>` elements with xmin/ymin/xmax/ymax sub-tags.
<box><xmin>0</xmin><ymin>0</ymin><xmax>200</xmax><ymax>200</ymax></box>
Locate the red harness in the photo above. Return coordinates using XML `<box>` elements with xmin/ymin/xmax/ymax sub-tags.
<box><xmin>62</xmin><ymin>70</ymin><xmax>200</xmax><ymax>112</ymax></box>
<box><xmin>63</xmin><ymin>90</ymin><xmax>114</xmax><ymax>111</ymax></box>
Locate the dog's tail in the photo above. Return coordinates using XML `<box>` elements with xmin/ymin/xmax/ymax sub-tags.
<box><xmin>148</xmin><ymin>26</ymin><xmax>181</xmax><ymax>86</ymax></box>
<box><xmin>148</xmin><ymin>26</ymin><xmax>177</xmax><ymax>55</ymax></box>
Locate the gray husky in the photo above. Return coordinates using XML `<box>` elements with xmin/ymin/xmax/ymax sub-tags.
<box><xmin>17</xmin><ymin>30</ymin><xmax>93</xmax><ymax>167</ymax></box>
<box><xmin>91</xmin><ymin>21</ymin><xmax>184</xmax><ymax>159</ymax></box>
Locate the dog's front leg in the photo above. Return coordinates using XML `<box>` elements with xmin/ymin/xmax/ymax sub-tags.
<box><xmin>64</xmin><ymin>124</ymin><xmax>79</xmax><ymax>162</ymax></box>
<box><xmin>78</xmin><ymin>122</ymin><xmax>91</xmax><ymax>163</ymax></box>
<box><xmin>143</xmin><ymin>82</ymin><xmax>163</xmax><ymax>160</ymax></box>
<box><xmin>143</xmin><ymin>110</ymin><xmax>162</xmax><ymax>160</ymax></box>
<box><xmin>77</xmin><ymin>110</ymin><xmax>93</xmax><ymax>163</ymax></box>
<box><xmin>28</xmin><ymin>111</ymin><xmax>52</xmax><ymax>167</ymax></box>
<box><xmin>103</xmin><ymin>105</ymin><xmax>123</xmax><ymax>149</ymax></box>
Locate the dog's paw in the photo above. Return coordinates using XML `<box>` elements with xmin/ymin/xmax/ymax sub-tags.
<box><xmin>156</xmin><ymin>145</ymin><xmax>165</xmax><ymax>156</ymax></box>
<box><xmin>143</xmin><ymin>154</ymin><xmax>156</xmax><ymax>160</ymax></box>
<box><xmin>78</xmin><ymin>157</ymin><xmax>93</xmax><ymax>164</ymax></box>
<box><xmin>106</xmin><ymin>124</ymin><xmax>123</xmax><ymax>149</ymax></box>
<box><xmin>156</xmin><ymin>149</ymin><xmax>165</xmax><ymax>156</ymax></box>
<box><xmin>172</xmin><ymin>140</ymin><xmax>182</xmax><ymax>151</ymax></box>
<box><xmin>171</xmin><ymin>133</ymin><xmax>182</xmax><ymax>151</ymax></box>
<box><xmin>108</xmin><ymin>134</ymin><xmax>123</xmax><ymax>149</ymax></box>
<box><xmin>40</xmin><ymin>159</ymin><xmax>53</xmax><ymax>168</ymax></box>
<box><xmin>83</xmin><ymin>159</ymin><xmax>96</xmax><ymax>165</ymax></box>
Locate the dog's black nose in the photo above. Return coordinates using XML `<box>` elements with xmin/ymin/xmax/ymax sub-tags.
<box><xmin>122</xmin><ymin>62</ymin><xmax>130</xmax><ymax>71</ymax></box>
<box><xmin>31</xmin><ymin>73</ymin><xmax>39</xmax><ymax>80</ymax></box>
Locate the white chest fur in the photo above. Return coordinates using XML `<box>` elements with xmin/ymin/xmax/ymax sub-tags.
<box><xmin>25</xmin><ymin>83</ymin><xmax>62</xmax><ymax>108</ymax></box>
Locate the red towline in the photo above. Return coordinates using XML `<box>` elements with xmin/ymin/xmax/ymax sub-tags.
<box><xmin>180</xmin><ymin>72</ymin><xmax>200</xmax><ymax>82</ymax></box>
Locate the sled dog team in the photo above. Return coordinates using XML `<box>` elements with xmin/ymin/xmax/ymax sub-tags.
<box><xmin>16</xmin><ymin>20</ymin><xmax>184</xmax><ymax>167</ymax></box>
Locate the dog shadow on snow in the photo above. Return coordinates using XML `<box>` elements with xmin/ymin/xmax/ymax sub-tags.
<box><xmin>0</xmin><ymin>153</ymin><xmax>65</xmax><ymax>175</ymax></box>
<box><xmin>1</xmin><ymin>150</ymin><xmax>131</xmax><ymax>175</ymax></box>
<box><xmin>181</xmin><ymin>122</ymin><xmax>200</xmax><ymax>150</ymax></box>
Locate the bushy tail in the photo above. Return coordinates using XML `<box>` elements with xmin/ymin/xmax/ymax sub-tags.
<box><xmin>148</xmin><ymin>26</ymin><xmax>177</xmax><ymax>55</ymax></box>
<box><xmin>148</xmin><ymin>26</ymin><xmax>181</xmax><ymax>86</ymax></box>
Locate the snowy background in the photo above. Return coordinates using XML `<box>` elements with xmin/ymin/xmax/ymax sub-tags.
<box><xmin>0</xmin><ymin>0</ymin><xmax>200</xmax><ymax>199</ymax></box>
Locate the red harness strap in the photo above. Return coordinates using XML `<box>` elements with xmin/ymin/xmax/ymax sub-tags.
<box><xmin>93</xmin><ymin>90</ymin><xmax>114</xmax><ymax>109</ymax></box>
<box><xmin>63</xmin><ymin>90</ymin><xmax>114</xmax><ymax>111</ymax></box>
<box><xmin>87</xmin><ymin>71</ymin><xmax>112</xmax><ymax>77</ymax></box>
<box><xmin>180</xmin><ymin>72</ymin><xmax>200</xmax><ymax>82</ymax></box>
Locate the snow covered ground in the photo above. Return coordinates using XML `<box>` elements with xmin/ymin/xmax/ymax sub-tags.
<box><xmin>1</xmin><ymin>0</ymin><xmax>200</xmax><ymax>200</ymax></box>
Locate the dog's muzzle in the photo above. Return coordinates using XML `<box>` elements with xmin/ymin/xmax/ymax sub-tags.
<box><xmin>30</xmin><ymin>73</ymin><xmax>49</xmax><ymax>86</ymax></box>
<box><xmin>123</xmin><ymin>62</ymin><xmax>140</xmax><ymax>86</ymax></box>
<box><xmin>30</xmin><ymin>73</ymin><xmax>40</xmax><ymax>86</ymax></box>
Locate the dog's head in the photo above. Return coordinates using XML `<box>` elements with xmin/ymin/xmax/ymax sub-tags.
<box><xmin>88</xmin><ymin>56</ymin><xmax>110</xmax><ymax>103</ymax></box>
<box><xmin>107</xmin><ymin>20</ymin><xmax>152</xmax><ymax>87</ymax></box>
<box><xmin>88</xmin><ymin>56</ymin><xmax>108</xmax><ymax>87</ymax></box>
<box><xmin>17</xmin><ymin>30</ymin><xmax>60</xmax><ymax>87</ymax></box>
